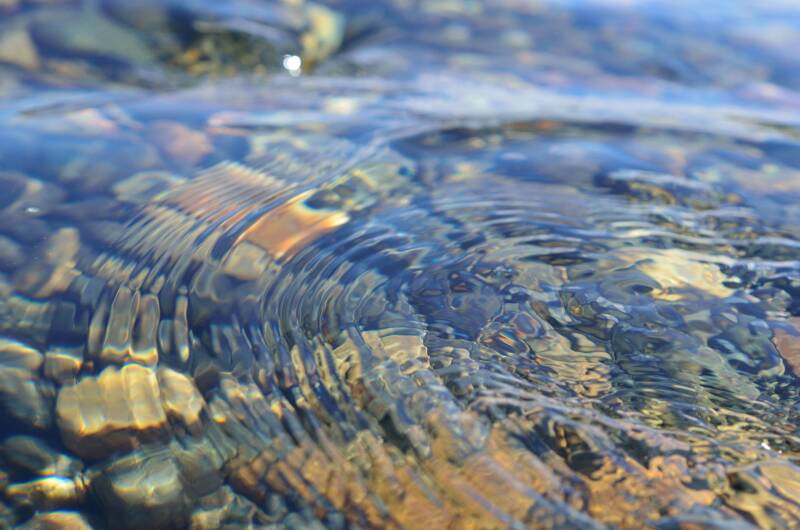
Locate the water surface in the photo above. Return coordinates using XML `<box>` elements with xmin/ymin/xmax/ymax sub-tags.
<box><xmin>0</xmin><ymin>1</ymin><xmax>800</xmax><ymax>528</ymax></box>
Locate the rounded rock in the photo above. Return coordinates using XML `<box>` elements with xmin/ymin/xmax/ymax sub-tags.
<box><xmin>20</xmin><ymin>511</ymin><xmax>94</xmax><ymax>530</ymax></box>
<box><xmin>55</xmin><ymin>364</ymin><xmax>167</xmax><ymax>460</ymax></box>
<box><xmin>92</xmin><ymin>449</ymin><xmax>190</xmax><ymax>530</ymax></box>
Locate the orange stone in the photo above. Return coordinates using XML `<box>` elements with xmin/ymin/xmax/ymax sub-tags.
<box><xmin>237</xmin><ymin>190</ymin><xmax>349</xmax><ymax>260</ymax></box>
<box><xmin>149</xmin><ymin>121</ymin><xmax>213</xmax><ymax>166</ymax></box>
<box><xmin>772</xmin><ymin>317</ymin><xmax>800</xmax><ymax>375</ymax></box>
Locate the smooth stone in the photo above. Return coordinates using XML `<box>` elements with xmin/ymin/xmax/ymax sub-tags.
<box><xmin>43</xmin><ymin>228</ymin><xmax>79</xmax><ymax>265</ymax></box>
<box><xmin>0</xmin><ymin>235</ymin><xmax>24</xmax><ymax>272</ymax></box>
<box><xmin>13</xmin><ymin>228</ymin><xmax>80</xmax><ymax>300</ymax></box>
<box><xmin>0</xmin><ymin>171</ymin><xmax>66</xmax><ymax>219</ymax></box>
<box><xmin>148</xmin><ymin>121</ymin><xmax>213</xmax><ymax>166</ymax></box>
<box><xmin>221</xmin><ymin>241</ymin><xmax>270</xmax><ymax>281</ymax></box>
<box><xmin>92</xmin><ymin>449</ymin><xmax>191</xmax><ymax>530</ymax></box>
<box><xmin>44</xmin><ymin>348</ymin><xmax>83</xmax><ymax>385</ymax></box>
<box><xmin>0</xmin><ymin>367</ymin><xmax>55</xmax><ymax>430</ymax></box>
<box><xmin>30</xmin><ymin>9</ymin><xmax>155</xmax><ymax>64</ymax></box>
<box><xmin>1</xmin><ymin>435</ymin><xmax>82</xmax><ymax>477</ymax></box>
<box><xmin>157</xmin><ymin>367</ymin><xmax>205</xmax><ymax>433</ymax></box>
<box><xmin>188</xmin><ymin>486</ymin><xmax>260</xmax><ymax>530</ymax></box>
<box><xmin>773</xmin><ymin>317</ymin><xmax>800</xmax><ymax>375</ymax></box>
<box><xmin>112</xmin><ymin>171</ymin><xmax>184</xmax><ymax>205</ymax></box>
<box><xmin>300</xmin><ymin>3</ymin><xmax>345</xmax><ymax>67</ymax></box>
<box><xmin>4</xmin><ymin>475</ymin><xmax>87</xmax><ymax>511</ymax></box>
<box><xmin>0</xmin><ymin>24</ymin><xmax>39</xmax><ymax>70</ymax></box>
<box><xmin>56</xmin><ymin>364</ymin><xmax>167</xmax><ymax>460</ymax></box>
<box><xmin>0</xmin><ymin>338</ymin><xmax>43</xmax><ymax>371</ymax></box>
<box><xmin>104</xmin><ymin>0</ymin><xmax>170</xmax><ymax>31</ymax></box>
<box><xmin>20</xmin><ymin>511</ymin><xmax>94</xmax><ymax>530</ymax></box>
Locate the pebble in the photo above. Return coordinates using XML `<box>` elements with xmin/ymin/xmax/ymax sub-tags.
<box><xmin>30</xmin><ymin>9</ymin><xmax>155</xmax><ymax>64</ymax></box>
<box><xmin>13</xmin><ymin>228</ymin><xmax>81</xmax><ymax>300</ymax></box>
<box><xmin>300</xmin><ymin>3</ymin><xmax>345</xmax><ymax>68</ymax></box>
<box><xmin>96</xmin><ymin>287</ymin><xmax>159</xmax><ymax>366</ymax></box>
<box><xmin>189</xmin><ymin>486</ymin><xmax>264</xmax><ymax>530</ymax></box>
<box><xmin>0</xmin><ymin>338</ymin><xmax>43</xmax><ymax>371</ymax></box>
<box><xmin>0</xmin><ymin>171</ymin><xmax>65</xmax><ymax>221</ymax></box>
<box><xmin>772</xmin><ymin>317</ymin><xmax>800</xmax><ymax>375</ymax></box>
<box><xmin>157</xmin><ymin>367</ymin><xmax>205</xmax><ymax>433</ymax></box>
<box><xmin>148</xmin><ymin>121</ymin><xmax>213</xmax><ymax>166</ymax></box>
<box><xmin>56</xmin><ymin>364</ymin><xmax>167</xmax><ymax>460</ymax></box>
<box><xmin>0</xmin><ymin>234</ymin><xmax>24</xmax><ymax>272</ymax></box>
<box><xmin>237</xmin><ymin>190</ymin><xmax>349</xmax><ymax>260</ymax></box>
<box><xmin>112</xmin><ymin>170</ymin><xmax>184</xmax><ymax>205</ymax></box>
<box><xmin>42</xmin><ymin>228</ymin><xmax>79</xmax><ymax>265</ymax></box>
<box><xmin>221</xmin><ymin>241</ymin><xmax>271</xmax><ymax>281</ymax></box>
<box><xmin>92</xmin><ymin>448</ymin><xmax>190</xmax><ymax>530</ymax></box>
<box><xmin>104</xmin><ymin>0</ymin><xmax>170</xmax><ymax>31</ymax></box>
<box><xmin>0</xmin><ymin>367</ymin><xmax>55</xmax><ymax>430</ymax></box>
<box><xmin>1</xmin><ymin>435</ymin><xmax>81</xmax><ymax>477</ymax></box>
<box><xmin>20</xmin><ymin>511</ymin><xmax>94</xmax><ymax>530</ymax></box>
<box><xmin>5</xmin><ymin>475</ymin><xmax>86</xmax><ymax>511</ymax></box>
<box><xmin>615</xmin><ymin>247</ymin><xmax>734</xmax><ymax>301</ymax></box>
<box><xmin>0</xmin><ymin>23</ymin><xmax>39</xmax><ymax>70</ymax></box>
<box><xmin>44</xmin><ymin>347</ymin><xmax>83</xmax><ymax>385</ymax></box>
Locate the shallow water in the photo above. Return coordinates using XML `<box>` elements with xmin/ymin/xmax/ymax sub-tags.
<box><xmin>0</xmin><ymin>0</ymin><xmax>800</xmax><ymax>528</ymax></box>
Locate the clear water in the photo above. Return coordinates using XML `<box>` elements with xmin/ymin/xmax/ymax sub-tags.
<box><xmin>0</xmin><ymin>1</ymin><xmax>799</xmax><ymax>528</ymax></box>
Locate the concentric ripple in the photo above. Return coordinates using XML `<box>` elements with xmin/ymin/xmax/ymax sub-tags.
<box><xmin>0</xmin><ymin>105</ymin><xmax>799</xmax><ymax>528</ymax></box>
<box><xmin>1</xmin><ymin>0</ymin><xmax>800</xmax><ymax>527</ymax></box>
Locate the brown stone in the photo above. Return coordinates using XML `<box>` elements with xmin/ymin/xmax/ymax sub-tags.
<box><xmin>0</xmin><ymin>25</ymin><xmax>39</xmax><ymax>70</ymax></box>
<box><xmin>157</xmin><ymin>367</ymin><xmax>205</xmax><ymax>432</ymax></box>
<box><xmin>616</xmin><ymin>248</ymin><xmax>733</xmax><ymax>301</ymax></box>
<box><xmin>56</xmin><ymin>364</ymin><xmax>166</xmax><ymax>459</ymax></box>
<box><xmin>112</xmin><ymin>171</ymin><xmax>184</xmax><ymax>205</ymax></box>
<box><xmin>0</xmin><ymin>338</ymin><xmax>43</xmax><ymax>371</ymax></box>
<box><xmin>221</xmin><ymin>241</ymin><xmax>270</xmax><ymax>281</ymax></box>
<box><xmin>149</xmin><ymin>121</ymin><xmax>213</xmax><ymax>166</ymax></box>
<box><xmin>300</xmin><ymin>4</ymin><xmax>345</xmax><ymax>68</ymax></box>
<box><xmin>20</xmin><ymin>511</ymin><xmax>94</xmax><ymax>530</ymax></box>
<box><xmin>44</xmin><ymin>348</ymin><xmax>83</xmax><ymax>384</ymax></box>
<box><xmin>14</xmin><ymin>228</ymin><xmax>80</xmax><ymax>299</ymax></box>
<box><xmin>0</xmin><ymin>367</ymin><xmax>54</xmax><ymax>430</ymax></box>
<box><xmin>92</xmin><ymin>448</ymin><xmax>191</xmax><ymax>530</ymax></box>
<box><xmin>85</xmin><ymin>287</ymin><xmax>160</xmax><ymax>368</ymax></box>
<box><xmin>0</xmin><ymin>235</ymin><xmax>24</xmax><ymax>271</ymax></box>
<box><xmin>5</xmin><ymin>476</ymin><xmax>87</xmax><ymax>511</ymax></box>
<box><xmin>772</xmin><ymin>317</ymin><xmax>800</xmax><ymax>375</ymax></box>
<box><xmin>1</xmin><ymin>435</ymin><xmax>81</xmax><ymax>477</ymax></box>
<box><xmin>237</xmin><ymin>190</ymin><xmax>349</xmax><ymax>259</ymax></box>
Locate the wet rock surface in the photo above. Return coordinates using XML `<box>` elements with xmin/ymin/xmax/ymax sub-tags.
<box><xmin>0</xmin><ymin>0</ymin><xmax>800</xmax><ymax>529</ymax></box>
<box><xmin>55</xmin><ymin>365</ymin><xmax>167</xmax><ymax>460</ymax></box>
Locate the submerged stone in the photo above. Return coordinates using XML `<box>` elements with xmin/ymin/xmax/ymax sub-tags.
<box><xmin>0</xmin><ymin>367</ymin><xmax>54</xmax><ymax>430</ymax></box>
<box><xmin>157</xmin><ymin>367</ymin><xmax>205</xmax><ymax>433</ymax></box>
<box><xmin>1</xmin><ymin>435</ymin><xmax>81</xmax><ymax>478</ymax></box>
<box><xmin>0</xmin><ymin>338</ymin><xmax>43</xmax><ymax>371</ymax></box>
<box><xmin>147</xmin><ymin>121</ymin><xmax>213</xmax><ymax>166</ymax></box>
<box><xmin>92</xmin><ymin>449</ymin><xmax>191</xmax><ymax>530</ymax></box>
<box><xmin>55</xmin><ymin>364</ymin><xmax>167</xmax><ymax>460</ymax></box>
<box><xmin>30</xmin><ymin>10</ymin><xmax>155</xmax><ymax>64</ymax></box>
<box><xmin>20</xmin><ymin>511</ymin><xmax>94</xmax><ymax>530</ymax></box>
<box><xmin>0</xmin><ymin>23</ymin><xmax>39</xmax><ymax>70</ymax></box>
<box><xmin>43</xmin><ymin>348</ymin><xmax>83</xmax><ymax>385</ymax></box>
<box><xmin>5</xmin><ymin>475</ymin><xmax>87</xmax><ymax>511</ymax></box>
<box><xmin>0</xmin><ymin>235</ymin><xmax>24</xmax><ymax>272</ymax></box>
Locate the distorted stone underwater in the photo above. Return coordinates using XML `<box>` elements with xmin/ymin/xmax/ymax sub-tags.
<box><xmin>0</xmin><ymin>0</ymin><xmax>800</xmax><ymax>529</ymax></box>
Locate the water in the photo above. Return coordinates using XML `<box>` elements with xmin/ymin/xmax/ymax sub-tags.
<box><xmin>0</xmin><ymin>0</ymin><xmax>799</xmax><ymax>528</ymax></box>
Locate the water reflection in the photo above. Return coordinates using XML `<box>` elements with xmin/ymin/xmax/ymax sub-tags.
<box><xmin>0</xmin><ymin>0</ymin><xmax>799</xmax><ymax>529</ymax></box>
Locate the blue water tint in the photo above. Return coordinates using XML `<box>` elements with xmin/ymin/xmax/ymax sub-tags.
<box><xmin>0</xmin><ymin>1</ymin><xmax>799</xmax><ymax>528</ymax></box>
